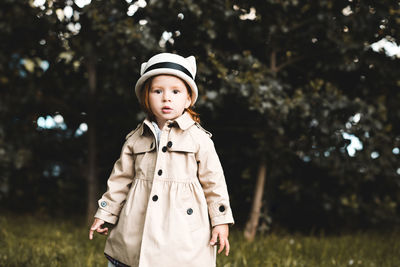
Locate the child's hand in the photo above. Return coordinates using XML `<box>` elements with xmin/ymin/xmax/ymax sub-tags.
<box><xmin>89</xmin><ymin>218</ymin><xmax>108</xmax><ymax>240</ymax></box>
<box><xmin>210</xmin><ymin>224</ymin><xmax>230</xmax><ymax>256</ymax></box>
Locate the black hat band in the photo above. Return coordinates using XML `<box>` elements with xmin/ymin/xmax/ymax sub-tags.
<box><xmin>144</xmin><ymin>62</ymin><xmax>193</xmax><ymax>79</ymax></box>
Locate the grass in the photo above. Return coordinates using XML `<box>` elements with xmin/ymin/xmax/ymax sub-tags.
<box><xmin>220</xmin><ymin>230</ymin><xmax>399</xmax><ymax>267</ymax></box>
<box><xmin>0</xmin><ymin>214</ymin><xmax>399</xmax><ymax>267</ymax></box>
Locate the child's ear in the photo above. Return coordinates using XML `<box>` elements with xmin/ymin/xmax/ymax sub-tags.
<box><xmin>185</xmin><ymin>96</ymin><xmax>191</xmax><ymax>109</ymax></box>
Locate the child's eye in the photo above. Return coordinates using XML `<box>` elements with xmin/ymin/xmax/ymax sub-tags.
<box><xmin>173</xmin><ymin>90</ymin><xmax>180</xmax><ymax>94</ymax></box>
<box><xmin>152</xmin><ymin>89</ymin><xmax>162</xmax><ymax>94</ymax></box>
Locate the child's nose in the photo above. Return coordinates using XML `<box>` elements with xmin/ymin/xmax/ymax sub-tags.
<box><xmin>163</xmin><ymin>91</ymin><xmax>171</xmax><ymax>101</ymax></box>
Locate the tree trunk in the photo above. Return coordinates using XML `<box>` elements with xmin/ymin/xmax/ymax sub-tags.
<box><xmin>244</xmin><ymin>160</ymin><xmax>267</xmax><ymax>242</ymax></box>
<box><xmin>86</xmin><ymin>56</ymin><xmax>98</xmax><ymax>224</ymax></box>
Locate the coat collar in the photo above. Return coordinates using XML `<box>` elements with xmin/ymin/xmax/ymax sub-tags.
<box><xmin>174</xmin><ymin>112</ymin><xmax>195</xmax><ymax>130</ymax></box>
<box><xmin>140</xmin><ymin>112</ymin><xmax>195</xmax><ymax>136</ymax></box>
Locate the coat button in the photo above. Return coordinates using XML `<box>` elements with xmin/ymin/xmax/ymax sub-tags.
<box><xmin>100</xmin><ymin>201</ymin><xmax>107</xmax><ymax>207</ymax></box>
<box><xmin>152</xmin><ymin>195</ymin><xmax>158</xmax><ymax>201</ymax></box>
<box><xmin>162</xmin><ymin>146</ymin><xmax>167</xmax><ymax>152</ymax></box>
<box><xmin>219</xmin><ymin>205</ymin><xmax>225</xmax><ymax>212</ymax></box>
<box><xmin>187</xmin><ymin>208</ymin><xmax>193</xmax><ymax>215</ymax></box>
<box><xmin>158</xmin><ymin>169</ymin><xmax>162</xmax><ymax>176</ymax></box>
<box><xmin>167</xmin><ymin>141</ymin><xmax>173</xmax><ymax>148</ymax></box>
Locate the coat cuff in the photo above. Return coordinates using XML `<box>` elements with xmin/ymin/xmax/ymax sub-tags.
<box><xmin>209</xmin><ymin>202</ymin><xmax>234</xmax><ymax>227</ymax></box>
<box><xmin>97</xmin><ymin>199</ymin><xmax>124</xmax><ymax>216</ymax></box>
<box><xmin>94</xmin><ymin>208</ymin><xmax>119</xmax><ymax>224</ymax></box>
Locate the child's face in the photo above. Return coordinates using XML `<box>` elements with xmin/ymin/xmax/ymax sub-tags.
<box><xmin>148</xmin><ymin>75</ymin><xmax>191</xmax><ymax>127</ymax></box>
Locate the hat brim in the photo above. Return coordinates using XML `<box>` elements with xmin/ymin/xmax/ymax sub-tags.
<box><xmin>134</xmin><ymin>68</ymin><xmax>198</xmax><ymax>106</ymax></box>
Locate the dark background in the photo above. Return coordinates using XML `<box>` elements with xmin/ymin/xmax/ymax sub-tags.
<box><xmin>1</xmin><ymin>0</ymin><xmax>400</xmax><ymax>233</ymax></box>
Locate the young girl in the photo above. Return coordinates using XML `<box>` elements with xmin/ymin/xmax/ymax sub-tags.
<box><xmin>89</xmin><ymin>53</ymin><xmax>234</xmax><ymax>267</ymax></box>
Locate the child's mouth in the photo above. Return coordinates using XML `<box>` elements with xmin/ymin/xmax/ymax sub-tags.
<box><xmin>162</xmin><ymin>107</ymin><xmax>172</xmax><ymax>113</ymax></box>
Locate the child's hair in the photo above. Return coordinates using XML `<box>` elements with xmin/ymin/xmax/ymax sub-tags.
<box><xmin>140</xmin><ymin>75</ymin><xmax>200</xmax><ymax>123</ymax></box>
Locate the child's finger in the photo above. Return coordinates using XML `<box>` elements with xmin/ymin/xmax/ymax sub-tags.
<box><xmin>225</xmin><ymin>238</ymin><xmax>230</xmax><ymax>256</ymax></box>
<box><xmin>89</xmin><ymin>226</ymin><xmax>99</xmax><ymax>239</ymax></box>
<box><xmin>89</xmin><ymin>220</ymin><xmax>103</xmax><ymax>239</ymax></box>
<box><xmin>217</xmin><ymin>236</ymin><xmax>226</xmax><ymax>254</ymax></box>
<box><xmin>209</xmin><ymin>231</ymin><xmax>218</xmax><ymax>246</ymax></box>
<box><xmin>97</xmin><ymin>227</ymin><xmax>108</xmax><ymax>234</ymax></box>
<box><xmin>89</xmin><ymin>229</ymin><xmax>94</xmax><ymax>240</ymax></box>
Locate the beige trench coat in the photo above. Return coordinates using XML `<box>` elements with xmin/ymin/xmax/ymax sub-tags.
<box><xmin>94</xmin><ymin>112</ymin><xmax>234</xmax><ymax>267</ymax></box>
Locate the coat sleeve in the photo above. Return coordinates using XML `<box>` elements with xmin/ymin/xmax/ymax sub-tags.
<box><xmin>196</xmin><ymin>135</ymin><xmax>234</xmax><ymax>227</ymax></box>
<box><xmin>94</xmin><ymin>140</ymin><xmax>135</xmax><ymax>224</ymax></box>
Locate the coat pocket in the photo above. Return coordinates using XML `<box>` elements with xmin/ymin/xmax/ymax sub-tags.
<box><xmin>177</xmin><ymin>186</ymin><xmax>201</xmax><ymax>232</ymax></box>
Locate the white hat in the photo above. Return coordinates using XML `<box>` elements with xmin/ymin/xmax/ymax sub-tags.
<box><xmin>135</xmin><ymin>53</ymin><xmax>198</xmax><ymax>105</ymax></box>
